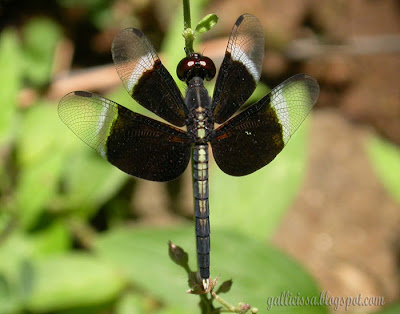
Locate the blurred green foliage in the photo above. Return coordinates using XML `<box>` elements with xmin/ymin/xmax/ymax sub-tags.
<box><xmin>57</xmin><ymin>0</ymin><xmax>115</xmax><ymax>29</ymax></box>
<box><xmin>0</xmin><ymin>1</ymin><xmax>328</xmax><ymax>313</ymax></box>
<box><xmin>375</xmin><ymin>302</ymin><xmax>400</xmax><ymax>314</ymax></box>
<box><xmin>0</xmin><ymin>29</ymin><xmax>21</xmax><ymax>146</ymax></box>
<box><xmin>22</xmin><ymin>18</ymin><xmax>62</xmax><ymax>87</ymax></box>
<box><xmin>366</xmin><ymin>135</ymin><xmax>400</xmax><ymax>205</ymax></box>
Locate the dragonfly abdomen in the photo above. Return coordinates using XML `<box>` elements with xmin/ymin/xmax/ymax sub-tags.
<box><xmin>192</xmin><ymin>144</ymin><xmax>210</xmax><ymax>281</ymax></box>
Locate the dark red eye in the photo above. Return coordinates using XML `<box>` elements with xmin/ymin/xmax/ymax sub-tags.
<box><xmin>176</xmin><ymin>54</ymin><xmax>216</xmax><ymax>82</ymax></box>
<box><xmin>177</xmin><ymin>56</ymin><xmax>196</xmax><ymax>81</ymax></box>
<box><xmin>199</xmin><ymin>56</ymin><xmax>216</xmax><ymax>81</ymax></box>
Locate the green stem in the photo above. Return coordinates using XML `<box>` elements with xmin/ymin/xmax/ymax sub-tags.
<box><xmin>211</xmin><ymin>292</ymin><xmax>236</xmax><ymax>312</ymax></box>
<box><xmin>183</xmin><ymin>0</ymin><xmax>191</xmax><ymax>29</ymax></box>
<box><xmin>211</xmin><ymin>292</ymin><xmax>259</xmax><ymax>313</ymax></box>
<box><xmin>182</xmin><ymin>0</ymin><xmax>194</xmax><ymax>55</ymax></box>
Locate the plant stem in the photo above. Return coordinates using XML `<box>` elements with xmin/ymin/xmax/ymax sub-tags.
<box><xmin>183</xmin><ymin>0</ymin><xmax>191</xmax><ymax>29</ymax></box>
<box><xmin>211</xmin><ymin>291</ymin><xmax>259</xmax><ymax>313</ymax></box>
<box><xmin>211</xmin><ymin>292</ymin><xmax>236</xmax><ymax>311</ymax></box>
<box><xmin>182</xmin><ymin>0</ymin><xmax>194</xmax><ymax>55</ymax></box>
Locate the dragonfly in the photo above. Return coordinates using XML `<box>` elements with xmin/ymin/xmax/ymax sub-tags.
<box><xmin>59</xmin><ymin>14</ymin><xmax>319</xmax><ymax>290</ymax></box>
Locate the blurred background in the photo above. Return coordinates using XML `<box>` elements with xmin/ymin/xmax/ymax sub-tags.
<box><xmin>0</xmin><ymin>0</ymin><xmax>399</xmax><ymax>313</ymax></box>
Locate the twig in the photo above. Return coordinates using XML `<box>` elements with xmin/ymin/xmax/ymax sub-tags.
<box><xmin>182</xmin><ymin>0</ymin><xmax>194</xmax><ymax>55</ymax></box>
<box><xmin>211</xmin><ymin>291</ymin><xmax>259</xmax><ymax>313</ymax></box>
<box><xmin>286</xmin><ymin>34</ymin><xmax>400</xmax><ymax>61</ymax></box>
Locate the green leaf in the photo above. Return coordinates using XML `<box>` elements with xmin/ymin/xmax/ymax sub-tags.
<box><xmin>375</xmin><ymin>302</ymin><xmax>400</xmax><ymax>314</ymax></box>
<box><xmin>15</xmin><ymin>153</ymin><xmax>64</xmax><ymax>229</ymax></box>
<box><xmin>0</xmin><ymin>273</ymin><xmax>21</xmax><ymax>314</ymax></box>
<box><xmin>19</xmin><ymin>259</ymin><xmax>34</xmax><ymax>303</ymax></box>
<box><xmin>61</xmin><ymin>150</ymin><xmax>127</xmax><ymax>215</ymax></box>
<box><xmin>216</xmin><ymin>279</ymin><xmax>232</xmax><ymax>294</ymax></box>
<box><xmin>15</xmin><ymin>103</ymin><xmax>66</xmax><ymax>228</ymax></box>
<box><xmin>115</xmin><ymin>292</ymin><xmax>149</xmax><ymax>314</ymax></box>
<box><xmin>366</xmin><ymin>135</ymin><xmax>400</xmax><ymax>205</ymax></box>
<box><xmin>94</xmin><ymin>226</ymin><xmax>327</xmax><ymax>313</ymax></box>
<box><xmin>0</xmin><ymin>224</ymin><xmax>71</xmax><ymax>313</ymax></box>
<box><xmin>157</xmin><ymin>306</ymin><xmax>191</xmax><ymax>314</ymax></box>
<box><xmin>22</xmin><ymin>17</ymin><xmax>61</xmax><ymax>86</ymax></box>
<box><xmin>0</xmin><ymin>234</ymin><xmax>27</xmax><ymax>313</ymax></box>
<box><xmin>29</xmin><ymin>223</ymin><xmax>71</xmax><ymax>257</ymax></box>
<box><xmin>16</xmin><ymin>102</ymin><xmax>67</xmax><ymax>166</ymax></box>
<box><xmin>195</xmin><ymin>14</ymin><xmax>218</xmax><ymax>34</ymax></box>
<box><xmin>211</xmin><ymin>120</ymin><xmax>311</xmax><ymax>240</ymax></box>
<box><xmin>0</xmin><ymin>29</ymin><xmax>21</xmax><ymax>145</ymax></box>
<box><xmin>26</xmin><ymin>253</ymin><xmax>125</xmax><ymax>312</ymax></box>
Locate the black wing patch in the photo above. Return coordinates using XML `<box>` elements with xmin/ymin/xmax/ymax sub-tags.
<box><xmin>112</xmin><ymin>28</ymin><xmax>188</xmax><ymax>126</ymax></box>
<box><xmin>59</xmin><ymin>91</ymin><xmax>192</xmax><ymax>181</ymax></box>
<box><xmin>211</xmin><ymin>14</ymin><xmax>264</xmax><ymax>123</ymax></box>
<box><xmin>210</xmin><ymin>74</ymin><xmax>319</xmax><ymax>176</ymax></box>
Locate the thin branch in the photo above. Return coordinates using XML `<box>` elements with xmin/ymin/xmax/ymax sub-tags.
<box><xmin>183</xmin><ymin>0</ymin><xmax>191</xmax><ymax>29</ymax></box>
<box><xmin>211</xmin><ymin>291</ymin><xmax>259</xmax><ymax>313</ymax></box>
<box><xmin>286</xmin><ymin>34</ymin><xmax>400</xmax><ymax>61</ymax></box>
<box><xmin>182</xmin><ymin>0</ymin><xmax>194</xmax><ymax>55</ymax></box>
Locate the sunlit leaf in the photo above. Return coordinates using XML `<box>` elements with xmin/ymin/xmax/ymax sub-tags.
<box><xmin>15</xmin><ymin>103</ymin><xmax>67</xmax><ymax>228</ymax></box>
<box><xmin>62</xmin><ymin>150</ymin><xmax>128</xmax><ymax>215</ymax></box>
<box><xmin>26</xmin><ymin>253</ymin><xmax>125</xmax><ymax>312</ymax></box>
<box><xmin>16</xmin><ymin>103</ymin><xmax>68</xmax><ymax>166</ymax></box>
<box><xmin>115</xmin><ymin>292</ymin><xmax>150</xmax><ymax>314</ymax></box>
<box><xmin>0</xmin><ymin>29</ymin><xmax>21</xmax><ymax>146</ymax></box>
<box><xmin>195</xmin><ymin>14</ymin><xmax>218</xmax><ymax>34</ymax></box>
<box><xmin>15</xmin><ymin>153</ymin><xmax>64</xmax><ymax>229</ymax></box>
<box><xmin>22</xmin><ymin>18</ymin><xmax>61</xmax><ymax>86</ymax></box>
<box><xmin>29</xmin><ymin>222</ymin><xmax>71</xmax><ymax>257</ymax></box>
<box><xmin>0</xmin><ymin>272</ymin><xmax>21</xmax><ymax>314</ymax></box>
<box><xmin>0</xmin><ymin>226</ymin><xmax>69</xmax><ymax>313</ymax></box>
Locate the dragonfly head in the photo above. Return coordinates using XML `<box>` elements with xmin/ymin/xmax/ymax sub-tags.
<box><xmin>177</xmin><ymin>53</ymin><xmax>216</xmax><ymax>83</ymax></box>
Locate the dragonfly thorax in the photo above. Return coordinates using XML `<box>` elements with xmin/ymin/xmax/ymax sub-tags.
<box><xmin>185</xmin><ymin>77</ymin><xmax>213</xmax><ymax>143</ymax></box>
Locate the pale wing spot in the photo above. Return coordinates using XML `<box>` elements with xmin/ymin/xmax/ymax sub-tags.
<box><xmin>96</xmin><ymin>99</ymin><xmax>118</xmax><ymax>158</ymax></box>
<box><xmin>269</xmin><ymin>74</ymin><xmax>320</xmax><ymax>145</ymax></box>
<box><xmin>231</xmin><ymin>46</ymin><xmax>260</xmax><ymax>81</ymax></box>
<box><xmin>271</xmin><ymin>88</ymin><xmax>291</xmax><ymax>144</ymax></box>
<box><xmin>127</xmin><ymin>51</ymin><xmax>155</xmax><ymax>92</ymax></box>
<box><xmin>58</xmin><ymin>92</ymin><xmax>120</xmax><ymax>160</ymax></box>
<box><xmin>226</xmin><ymin>14</ymin><xmax>264</xmax><ymax>83</ymax></box>
<box><xmin>96</xmin><ymin>104</ymin><xmax>108</xmax><ymax>158</ymax></box>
